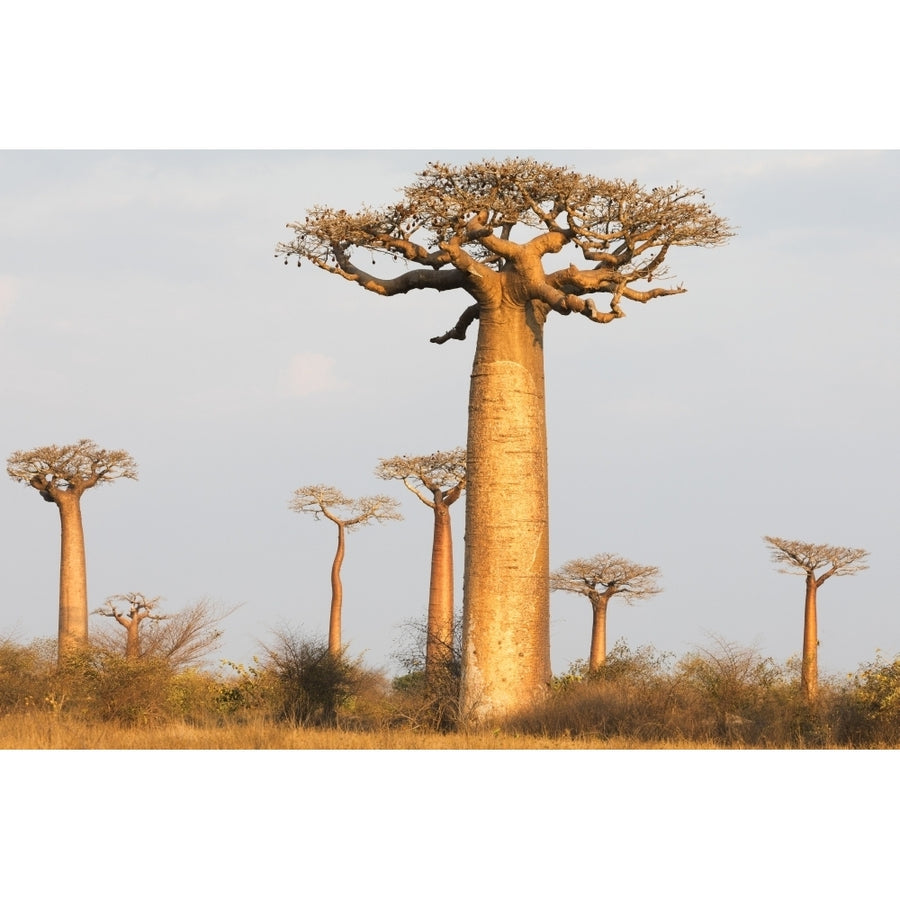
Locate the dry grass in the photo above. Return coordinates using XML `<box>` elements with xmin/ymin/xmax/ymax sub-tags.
<box><xmin>0</xmin><ymin>714</ymin><xmax>719</xmax><ymax>750</ymax></box>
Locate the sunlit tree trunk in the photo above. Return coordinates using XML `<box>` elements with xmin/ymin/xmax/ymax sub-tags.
<box><xmin>461</xmin><ymin>294</ymin><xmax>551</xmax><ymax>721</ymax></box>
<box><xmin>329</xmin><ymin>523</ymin><xmax>346</xmax><ymax>655</ymax></box>
<box><xmin>124</xmin><ymin>620</ymin><xmax>141</xmax><ymax>660</ymax></box>
<box><xmin>426</xmin><ymin>497</ymin><xmax>455</xmax><ymax>672</ymax></box>
<box><xmin>801</xmin><ymin>574</ymin><xmax>818</xmax><ymax>702</ymax></box>
<box><xmin>56</xmin><ymin>491</ymin><xmax>89</xmax><ymax>658</ymax></box>
<box><xmin>589</xmin><ymin>595</ymin><xmax>611</xmax><ymax>672</ymax></box>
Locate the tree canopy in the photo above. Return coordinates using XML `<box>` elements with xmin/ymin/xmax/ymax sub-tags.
<box><xmin>764</xmin><ymin>536</ymin><xmax>870</xmax><ymax>583</ymax></box>
<box><xmin>375</xmin><ymin>448</ymin><xmax>466</xmax><ymax>507</ymax></box>
<box><xmin>551</xmin><ymin>553</ymin><xmax>662</xmax><ymax>604</ymax></box>
<box><xmin>7</xmin><ymin>438</ymin><xmax>138</xmax><ymax>501</ymax></box>
<box><xmin>277</xmin><ymin>157</ymin><xmax>733</xmax><ymax>340</ymax></box>
<box><xmin>289</xmin><ymin>485</ymin><xmax>402</xmax><ymax>529</ymax></box>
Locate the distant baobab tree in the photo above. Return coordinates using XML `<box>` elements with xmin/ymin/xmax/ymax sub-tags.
<box><xmin>551</xmin><ymin>553</ymin><xmax>662</xmax><ymax>671</ymax></box>
<box><xmin>764</xmin><ymin>536</ymin><xmax>870</xmax><ymax>703</ymax></box>
<box><xmin>278</xmin><ymin>157</ymin><xmax>732</xmax><ymax>720</ymax></box>
<box><xmin>376</xmin><ymin>448</ymin><xmax>466</xmax><ymax>677</ymax></box>
<box><xmin>6</xmin><ymin>439</ymin><xmax>138</xmax><ymax>662</ymax></box>
<box><xmin>290</xmin><ymin>485</ymin><xmax>402</xmax><ymax>655</ymax></box>
<box><xmin>94</xmin><ymin>592</ymin><xmax>165</xmax><ymax>660</ymax></box>
<box><xmin>93</xmin><ymin>594</ymin><xmax>232</xmax><ymax>669</ymax></box>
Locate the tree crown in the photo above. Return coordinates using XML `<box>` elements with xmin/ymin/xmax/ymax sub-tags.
<box><xmin>375</xmin><ymin>448</ymin><xmax>466</xmax><ymax>507</ymax></box>
<box><xmin>550</xmin><ymin>553</ymin><xmax>662</xmax><ymax>603</ymax></box>
<box><xmin>7</xmin><ymin>438</ymin><xmax>138</xmax><ymax>501</ymax></box>
<box><xmin>764</xmin><ymin>536</ymin><xmax>870</xmax><ymax>581</ymax></box>
<box><xmin>290</xmin><ymin>483</ymin><xmax>403</xmax><ymax>530</ymax></box>
<box><xmin>277</xmin><ymin>157</ymin><xmax>733</xmax><ymax>336</ymax></box>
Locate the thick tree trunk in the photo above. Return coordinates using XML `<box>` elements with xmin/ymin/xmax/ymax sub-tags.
<box><xmin>328</xmin><ymin>523</ymin><xmax>346</xmax><ymax>655</ymax></box>
<box><xmin>125</xmin><ymin>621</ymin><xmax>141</xmax><ymax>660</ymax></box>
<box><xmin>460</xmin><ymin>296</ymin><xmax>551</xmax><ymax>721</ymax></box>
<box><xmin>589</xmin><ymin>596</ymin><xmax>610</xmax><ymax>672</ymax></box>
<box><xmin>801</xmin><ymin>574</ymin><xmax>818</xmax><ymax>702</ymax></box>
<box><xmin>426</xmin><ymin>499</ymin><xmax>455</xmax><ymax>675</ymax></box>
<box><xmin>56</xmin><ymin>493</ymin><xmax>89</xmax><ymax>661</ymax></box>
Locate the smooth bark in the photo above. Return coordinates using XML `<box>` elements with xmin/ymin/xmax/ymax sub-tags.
<box><xmin>56</xmin><ymin>492</ymin><xmax>89</xmax><ymax>656</ymax></box>
<box><xmin>461</xmin><ymin>293</ymin><xmax>551</xmax><ymax>721</ymax></box>
<box><xmin>329</xmin><ymin>523</ymin><xmax>346</xmax><ymax>656</ymax></box>
<box><xmin>801</xmin><ymin>575</ymin><xmax>819</xmax><ymax>703</ymax></box>
<box><xmin>589</xmin><ymin>595</ymin><xmax>611</xmax><ymax>671</ymax></box>
<box><xmin>427</xmin><ymin>497</ymin><xmax>455</xmax><ymax>671</ymax></box>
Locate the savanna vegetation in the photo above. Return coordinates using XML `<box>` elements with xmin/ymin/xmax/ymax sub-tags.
<box><xmin>2</xmin><ymin>630</ymin><xmax>899</xmax><ymax>749</ymax></box>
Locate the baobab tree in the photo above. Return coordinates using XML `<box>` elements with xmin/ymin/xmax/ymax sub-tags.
<box><xmin>551</xmin><ymin>553</ymin><xmax>662</xmax><ymax>671</ymax></box>
<box><xmin>94</xmin><ymin>592</ymin><xmax>165</xmax><ymax>660</ymax></box>
<box><xmin>764</xmin><ymin>536</ymin><xmax>870</xmax><ymax>703</ymax></box>
<box><xmin>278</xmin><ymin>157</ymin><xmax>731</xmax><ymax>720</ymax></box>
<box><xmin>93</xmin><ymin>594</ymin><xmax>232</xmax><ymax>668</ymax></box>
<box><xmin>290</xmin><ymin>485</ymin><xmax>402</xmax><ymax>655</ymax></box>
<box><xmin>6</xmin><ymin>439</ymin><xmax>138</xmax><ymax>662</ymax></box>
<box><xmin>376</xmin><ymin>448</ymin><xmax>466</xmax><ymax>677</ymax></box>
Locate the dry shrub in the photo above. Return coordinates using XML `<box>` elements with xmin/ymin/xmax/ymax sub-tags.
<box><xmin>831</xmin><ymin>653</ymin><xmax>900</xmax><ymax>746</ymax></box>
<box><xmin>388</xmin><ymin>615</ymin><xmax>462</xmax><ymax>731</ymax></box>
<box><xmin>508</xmin><ymin>641</ymin><xmax>676</xmax><ymax>739</ymax></box>
<box><xmin>260</xmin><ymin>627</ymin><xmax>387</xmax><ymax>728</ymax></box>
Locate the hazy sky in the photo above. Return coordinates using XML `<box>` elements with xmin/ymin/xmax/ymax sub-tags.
<box><xmin>2</xmin><ymin>149</ymin><xmax>897</xmax><ymax>682</ymax></box>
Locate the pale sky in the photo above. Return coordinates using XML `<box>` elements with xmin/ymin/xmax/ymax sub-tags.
<box><xmin>2</xmin><ymin>149</ymin><xmax>898</xmax><ymax>683</ymax></box>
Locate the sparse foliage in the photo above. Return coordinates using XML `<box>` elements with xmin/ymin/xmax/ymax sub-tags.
<box><xmin>376</xmin><ymin>449</ymin><xmax>466</xmax><ymax>677</ymax></box>
<box><xmin>551</xmin><ymin>553</ymin><xmax>661</xmax><ymax>670</ymax></box>
<box><xmin>279</xmin><ymin>157</ymin><xmax>731</xmax><ymax>720</ymax></box>
<box><xmin>93</xmin><ymin>595</ymin><xmax>231</xmax><ymax>670</ymax></box>
<box><xmin>290</xmin><ymin>484</ymin><xmax>402</xmax><ymax>654</ymax></box>
<box><xmin>764</xmin><ymin>535</ymin><xmax>870</xmax><ymax>702</ymax></box>
<box><xmin>6</xmin><ymin>439</ymin><xmax>138</xmax><ymax>660</ymax></box>
<box><xmin>391</xmin><ymin>614</ymin><xmax>463</xmax><ymax>731</ymax></box>
<box><xmin>94</xmin><ymin>593</ymin><xmax>166</xmax><ymax>660</ymax></box>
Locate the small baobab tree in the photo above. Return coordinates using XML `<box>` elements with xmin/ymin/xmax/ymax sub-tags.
<box><xmin>278</xmin><ymin>157</ymin><xmax>731</xmax><ymax>720</ymax></box>
<box><xmin>764</xmin><ymin>535</ymin><xmax>870</xmax><ymax>703</ymax></box>
<box><xmin>6</xmin><ymin>439</ymin><xmax>138</xmax><ymax>661</ymax></box>
<box><xmin>551</xmin><ymin>553</ymin><xmax>662</xmax><ymax>671</ymax></box>
<box><xmin>94</xmin><ymin>592</ymin><xmax>165</xmax><ymax>660</ymax></box>
<box><xmin>290</xmin><ymin>484</ymin><xmax>402</xmax><ymax>655</ymax></box>
<box><xmin>376</xmin><ymin>448</ymin><xmax>466</xmax><ymax>677</ymax></box>
<box><xmin>92</xmin><ymin>595</ymin><xmax>232</xmax><ymax>669</ymax></box>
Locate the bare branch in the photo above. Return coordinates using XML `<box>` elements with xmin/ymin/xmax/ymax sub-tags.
<box><xmin>290</xmin><ymin>484</ymin><xmax>403</xmax><ymax>530</ymax></box>
<box><xmin>430</xmin><ymin>303</ymin><xmax>479</xmax><ymax>344</ymax></box>
<box><xmin>764</xmin><ymin>536</ymin><xmax>870</xmax><ymax>582</ymax></box>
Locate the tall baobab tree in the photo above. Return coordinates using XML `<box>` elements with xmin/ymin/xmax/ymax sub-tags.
<box><xmin>6</xmin><ymin>439</ymin><xmax>138</xmax><ymax>662</ymax></box>
<box><xmin>551</xmin><ymin>553</ymin><xmax>662</xmax><ymax>671</ymax></box>
<box><xmin>290</xmin><ymin>485</ymin><xmax>402</xmax><ymax>655</ymax></box>
<box><xmin>376</xmin><ymin>448</ymin><xmax>466</xmax><ymax>676</ymax></box>
<box><xmin>764</xmin><ymin>536</ymin><xmax>870</xmax><ymax>702</ymax></box>
<box><xmin>278</xmin><ymin>157</ymin><xmax>732</xmax><ymax>720</ymax></box>
<box><xmin>94</xmin><ymin>592</ymin><xmax>165</xmax><ymax>660</ymax></box>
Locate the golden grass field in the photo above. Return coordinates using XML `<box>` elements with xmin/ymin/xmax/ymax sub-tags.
<box><xmin>0</xmin><ymin>714</ymin><xmax>724</xmax><ymax>750</ymax></box>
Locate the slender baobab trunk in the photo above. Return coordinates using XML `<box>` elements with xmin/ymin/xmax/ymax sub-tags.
<box><xmin>328</xmin><ymin>523</ymin><xmax>346</xmax><ymax>655</ymax></box>
<box><xmin>801</xmin><ymin>574</ymin><xmax>818</xmax><ymax>702</ymax></box>
<box><xmin>461</xmin><ymin>294</ymin><xmax>551</xmax><ymax>721</ymax></box>
<box><xmin>589</xmin><ymin>595</ymin><xmax>611</xmax><ymax>672</ymax></box>
<box><xmin>426</xmin><ymin>498</ymin><xmax>455</xmax><ymax>673</ymax></box>
<box><xmin>56</xmin><ymin>492</ymin><xmax>89</xmax><ymax>660</ymax></box>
